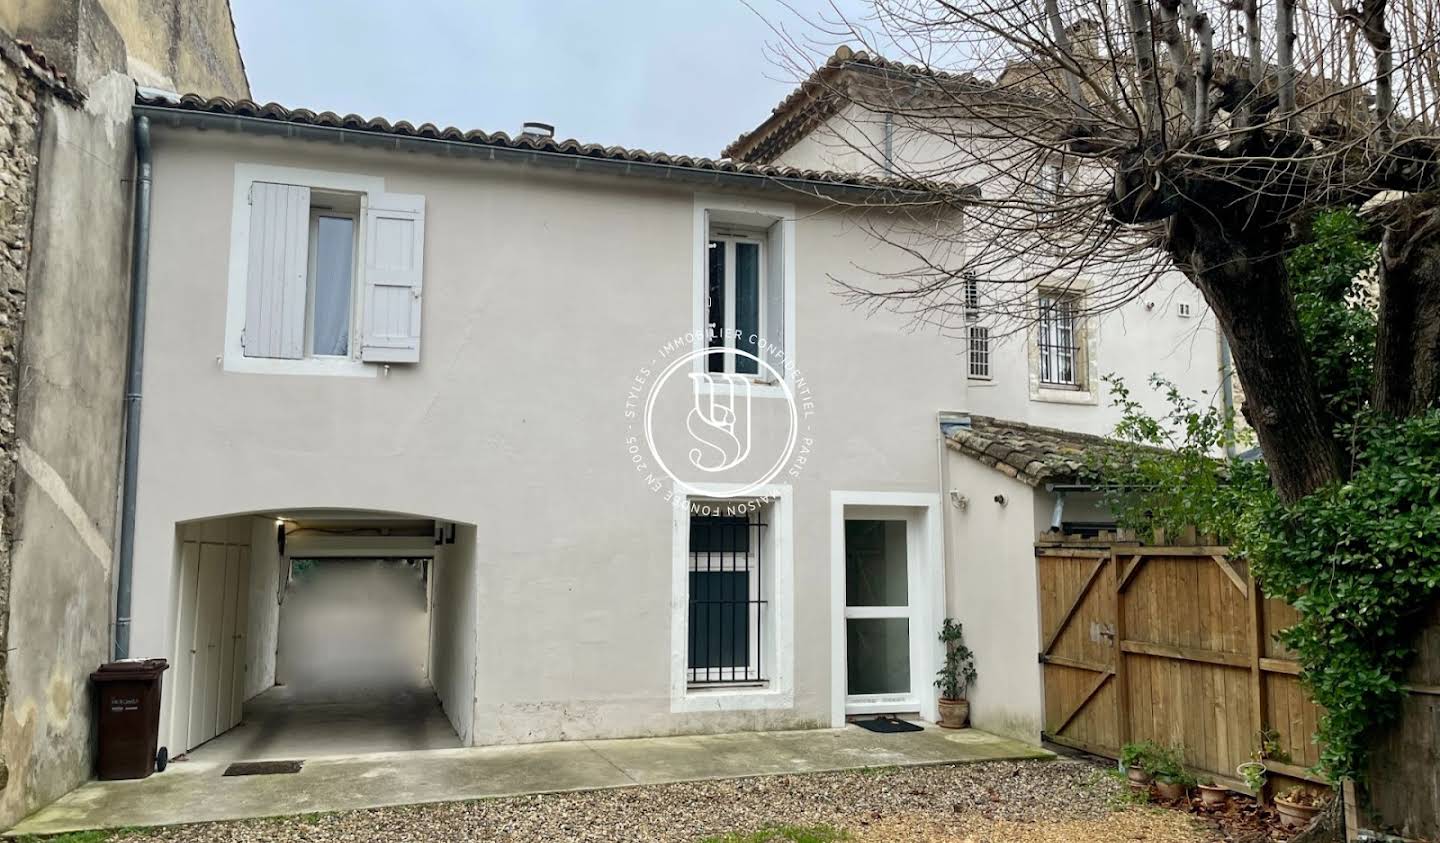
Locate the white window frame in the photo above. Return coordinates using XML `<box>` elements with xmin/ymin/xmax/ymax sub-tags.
<box><xmin>224</xmin><ymin>164</ymin><xmax>385</xmax><ymax>377</ymax></box>
<box><xmin>305</xmin><ymin>209</ymin><xmax>359</xmax><ymax>359</ymax></box>
<box><xmin>692</xmin><ymin>195</ymin><xmax>796</xmax><ymax>400</ymax></box>
<box><xmin>1028</xmin><ymin>286</ymin><xmax>1099</xmax><ymax>404</ymax></box>
<box><xmin>671</xmin><ymin>482</ymin><xmax>794</xmax><ymax>713</ymax></box>
<box><xmin>967</xmin><ymin>324</ymin><xmax>992</xmax><ymax>380</ymax></box>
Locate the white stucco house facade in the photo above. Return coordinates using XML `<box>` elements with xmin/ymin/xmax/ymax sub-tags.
<box><xmin>124</xmin><ymin>56</ymin><xmax>1224</xmax><ymax>763</ymax></box>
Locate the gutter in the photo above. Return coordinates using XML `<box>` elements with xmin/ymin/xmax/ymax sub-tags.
<box><xmin>132</xmin><ymin>104</ymin><xmax>978</xmax><ymax>204</ymax></box>
<box><xmin>114</xmin><ymin>114</ymin><xmax>152</xmax><ymax>659</ymax></box>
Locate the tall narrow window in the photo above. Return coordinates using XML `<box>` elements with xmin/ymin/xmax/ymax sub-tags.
<box><xmin>705</xmin><ymin>231</ymin><xmax>768</xmax><ymax>377</ymax></box>
<box><xmin>1038</xmin><ymin>291</ymin><xmax>1080</xmax><ymax>387</ymax></box>
<box><xmin>962</xmin><ymin>273</ymin><xmax>980</xmax><ymax>315</ymax></box>
<box><xmin>968</xmin><ymin>325</ymin><xmax>991</xmax><ymax>379</ymax></box>
<box><xmin>1036</xmin><ymin>161</ymin><xmax>1064</xmax><ymax>206</ymax></box>
<box><xmin>687</xmin><ymin>502</ymin><xmax>768</xmax><ymax>685</ymax></box>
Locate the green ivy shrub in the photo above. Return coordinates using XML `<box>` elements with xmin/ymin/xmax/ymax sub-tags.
<box><xmin>1242</xmin><ymin>410</ymin><xmax>1440</xmax><ymax>781</ymax></box>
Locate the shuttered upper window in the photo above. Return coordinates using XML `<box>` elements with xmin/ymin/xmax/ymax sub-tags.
<box><xmin>241</xmin><ymin>180</ymin><xmax>426</xmax><ymax>366</ymax></box>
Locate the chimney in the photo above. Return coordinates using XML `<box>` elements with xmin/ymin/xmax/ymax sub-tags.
<box><xmin>519</xmin><ymin>121</ymin><xmax>555</xmax><ymax>140</ymax></box>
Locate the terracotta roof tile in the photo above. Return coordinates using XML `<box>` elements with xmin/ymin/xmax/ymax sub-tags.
<box><xmin>942</xmin><ymin>415</ymin><xmax>1144</xmax><ymax>487</ymax></box>
<box><xmin>136</xmin><ymin>92</ymin><xmax>974</xmax><ymax>198</ymax></box>
<box><xmin>722</xmin><ymin>45</ymin><xmax>991</xmax><ymax>163</ymax></box>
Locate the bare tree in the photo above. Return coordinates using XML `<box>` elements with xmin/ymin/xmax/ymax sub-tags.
<box><xmin>742</xmin><ymin>0</ymin><xmax>1440</xmax><ymax>502</ymax></box>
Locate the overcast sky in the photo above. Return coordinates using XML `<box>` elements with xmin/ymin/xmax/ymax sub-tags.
<box><xmin>231</xmin><ymin>0</ymin><xmax>874</xmax><ymax>159</ymax></box>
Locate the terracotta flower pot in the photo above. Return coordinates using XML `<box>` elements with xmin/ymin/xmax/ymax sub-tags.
<box><xmin>1197</xmin><ymin>784</ymin><xmax>1230</xmax><ymax>808</ymax></box>
<box><xmin>937</xmin><ymin>697</ymin><xmax>969</xmax><ymax>729</ymax></box>
<box><xmin>1126</xmin><ymin>766</ymin><xmax>1153</xmax><ymax>790</ymax></box>
<box><xmin>1154</xmin><ymin>779</ymin><xmax>1188</xmax><ymax>802</ymax></box>
<box><xmin>1275</xmin><ymin>796</ymin><xmax>1323</xmax><ymax>829</ymax></box>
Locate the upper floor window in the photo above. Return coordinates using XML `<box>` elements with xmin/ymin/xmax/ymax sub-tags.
<box><xmin>1037</xmin><ymin>291</ymin><xmax>1081</xmax><ymax>388</ymax></box>
<box><xmin>705</xmin><ymin>230</ymin><xmax>769</xmax><ymax>377</ymax></box>
<box><xmin>1036</xmin><ymin>161</ymin><xmax>1064</xmax><ymax>206</ymax></box>
<box><xmin>963</xmin><ymin>274</ymin><xmax>990</xmax><ymax>380</ymax></box>
<box><xmin>696</xmin><ymin>200</ymin><xmax>794</xmax><ymax>389</ymax></box>
<box><xmin>238</xmin><ymin>179</ymin><xmax>426</xmax><ymax>367</ymax></box>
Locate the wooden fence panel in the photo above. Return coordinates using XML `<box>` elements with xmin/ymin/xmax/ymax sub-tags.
<box><xmin>1037</xmin><ymin>539</ymin><xmax>1327</xmax><ymax>793</ymax></box>
<box><xmin>1358</xmin><ymin>598</ymin><xmax>1440</xmax><ymax>840</ymax></box>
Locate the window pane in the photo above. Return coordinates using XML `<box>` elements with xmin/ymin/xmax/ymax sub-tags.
<box><xmin>734</xmin><ymin>242</ymin><xmax>760</xmax><ymax>375</ymax></box>
<box><xmin>706</xmin><ymin>240</ymin><xmax>726</xmax><ymax>373</ymax></box>
<box><xmin>312</xmin><ymin>216</ymin><xmax>354</xmax><ymax>356</ymax></box>
<box><xmin>690</xmin><ymin>515</ymin><xmax>750</xmax><ymax>553</ymax></box>
<box><xmin>846</xmin><ymin>617</ymin><xmax>911</xmax><ymax>695</ymax></box>
<box><xmin>689</xmin><ymin>571</ymin><xmax>750</xmax><ymax>670</ymax></box>
<box><xmin>845</xmin><ymin>520</ymin><xmax>908</xmax><ymax>607</ymax></box>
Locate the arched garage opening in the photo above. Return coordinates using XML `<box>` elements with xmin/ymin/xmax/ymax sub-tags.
<box><xmin>164</xmin><ymin>510</ymin><xmax>477</xmax><ymax>762</ymax></box>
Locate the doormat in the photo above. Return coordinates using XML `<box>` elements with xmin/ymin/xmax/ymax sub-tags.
<box><xmin>223</xmin><ymin>760</ymin><xmax>304</xmax><ymax>777</ymax></box>
<box><xmin>853</xmin><ymin>717</ymin><xmax>924</xmax><ymax>734</ymax></box>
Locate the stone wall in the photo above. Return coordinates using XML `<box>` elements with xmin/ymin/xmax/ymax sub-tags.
<box><xmin>0</xmin><ymin>0</ymin><xmax>245</xmax><ymax>828</ymax></box>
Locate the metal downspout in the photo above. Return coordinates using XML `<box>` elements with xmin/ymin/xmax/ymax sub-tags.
<box><xmin>115</xmin><ymin>114</ymin><xmax>152</xmax><ymax>659</ymax></box>
<box><xmin>1219</xmin><ymin>335</ymin><xmax>1237</xmax><ymax>459</ymax></box>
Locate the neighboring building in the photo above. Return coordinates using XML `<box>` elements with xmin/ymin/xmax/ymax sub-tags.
<box><xmin>724</xmin><ymin>47</ymin><xmax>1232</xmax><ymax>741</ymax></box>
<box><xmin>723</xmin><ymin>46</ymin><xmax>1227</xmax><ymax>437</ymax></box>
<box><xmin>0</xmin><ymin>0</ymin><xmax>246</xmax><ymax>828</ymax></box>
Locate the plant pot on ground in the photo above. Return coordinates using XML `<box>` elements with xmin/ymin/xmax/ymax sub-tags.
<box><xmin>934</xmin><ymin>618</ymin><xmax>977</xmax><ymax>729</ymax></box>
<box><xmin>1120</xmin><ymin>741</ymin><xmax>1156</xmax><ymax>790</ymax></box>
<box><xmin>1274</xmin><ymin>787</ymin><xmax>1327</xmax><ymax>829</ymax></box>
<box><xmin>1154</xmin><ymin>775</ymin><xmax>1190</xmax><ymax>802</ymax></box>
<box><xmin>1197</xmin><ymin>781</ymin><xmax>1230</xmax><ymax>808</ymax></box>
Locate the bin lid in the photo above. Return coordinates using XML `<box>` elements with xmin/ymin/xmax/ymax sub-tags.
<box><xmin>91</xmin><ymin>658</ymin><xmax>169</xmax><ymax>681</ymax></box>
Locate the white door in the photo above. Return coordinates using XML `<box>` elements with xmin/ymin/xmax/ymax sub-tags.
<box><xmin>215</xmin><ymin>547</ymin><xmax>241</xmax><ymax>732</ymax></box>
<box><xmin>228</xmin><ymin>548</ymin><xmax>251</xmax><ymax>732</ymax></box>
<box><xmin>843</xmin><ymin>508</ymin><xmax>925</xmax><ymax>715</ymax></box>
<box><xmin>170</xmin><ymin>541</ymin><xmax>201</xmax><ymax>751</ymax></box>
<box><xmin>191</xmin><ymin>544</ymin><xmax>227</xmax><ymax>746</ymax></box>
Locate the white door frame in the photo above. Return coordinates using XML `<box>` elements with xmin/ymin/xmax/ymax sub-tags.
<box><xmin>830</xmin><ymin>491</ymin><xmax>944</xmax><ymax>727</ymax></box>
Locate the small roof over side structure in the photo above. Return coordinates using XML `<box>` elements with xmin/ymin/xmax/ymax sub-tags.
<box><xmin>941</xmin><ymin>414</ymin><xmax>1142</xmax><ymax>487</ymax></box>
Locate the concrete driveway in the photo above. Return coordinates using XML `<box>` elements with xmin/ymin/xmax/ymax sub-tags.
<box><xmin>9</xmin><ymin>725</ymin><xmax>1050</xmax><ymax>836</ymax></box>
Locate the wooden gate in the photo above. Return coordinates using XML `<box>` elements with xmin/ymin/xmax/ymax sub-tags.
<box><xmin>1037</xmin><ymin>535</ymin><xmax>1326</xmax><ymax>793</ymax></box>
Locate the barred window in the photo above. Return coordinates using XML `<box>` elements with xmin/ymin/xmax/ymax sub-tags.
<box><xmin>968</xmin><ymin>325</ymin><xmax>991</xmax><ymax>380</ymax></box>
<box><xmin>1038</xmin><ymin>292</ymin><xmax>1080</xmax><ymax>387</ymax></box>
<box><xmin>687</xmin><ymin>502</ymin><xmax>768</xmax><ymax>685</ymax></box>
<box><xmin>963</xmin><ymin>274</ymin><xmax>980</xmax><ymax>316</ymax></box>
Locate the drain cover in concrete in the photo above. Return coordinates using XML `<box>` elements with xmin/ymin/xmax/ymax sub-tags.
<box><xmin>223</xmin><ymin>760</ymin><xmax>304</xmax><ymax>777</ymax></box>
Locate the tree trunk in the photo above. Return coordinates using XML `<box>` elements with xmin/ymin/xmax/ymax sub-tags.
<box><xmin>1168</xmin><ymin>213</ymin><xmax>1347</xmax><ymax>501</ymax></box>
<box><xmin>1373</xmin><ymin>195</ymin><xmax>1440</xmax><ymax>416</ymax></box>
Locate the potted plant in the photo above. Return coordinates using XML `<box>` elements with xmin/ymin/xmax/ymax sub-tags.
<box><xmin>1148</xmin><ymin>744</ymin><xmax>1194</xmax><ymax>802</ymax></box>
<box><xmin>1120</xmin><ymin>740</ymin><xmax>1159</xmax><ymax>789</ymax></box>
<box><xmin>1196</xmin><ymin>778</ymin><xmax>1229</xmax><ymax>807</ymax></box>
<box><xmin>1196</xmin><ymin>778</ymin><xmax>1230</xmax><ymax>808</ymax></box>
<box><xmin>1236</xmin><ymin>761</ymin><xmax>1268</xmax><ymax>797</ymax></box>
<box><xmin>1274</xmin><ymin>786</ymin><xmax>1327</xmax><ymax>829</ymax></box>
<box><xmin>934</xmin><ymin>618</ymin><xmax>977</xmax><ymax>729</ymax></box>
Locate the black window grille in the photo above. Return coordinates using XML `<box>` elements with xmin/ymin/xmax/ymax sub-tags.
<box><xmin>687</xmin><ymin>505</ymin><xmax>767</xmax><ymax>685</ymax></box>
<box><xmin>968</xmin><ymin>325</ymin><xmax>991</xmax><ymax>379</ymax></box>
<box><xmin>1038</xmin><ymin>293</ymin><xmax>1080</xmax><ymax>387</ymax></box>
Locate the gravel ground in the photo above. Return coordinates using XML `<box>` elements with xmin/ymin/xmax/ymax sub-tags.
<box><xmin>96</xmin><ymin>759</ymin><xmax>1213</xmax><ymax>842</ymax></box>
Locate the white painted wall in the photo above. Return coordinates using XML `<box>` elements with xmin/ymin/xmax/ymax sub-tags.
<box><xmin>245</xmin><ymin>516</ymin><xmax>281</xmax><ymax>700</ymax></box>
<box><xmin>131</xmin><ymin>129</ymin><xmax>967</xmax><ymax>745</ymax></box>
<box><xmin>773</xmin><ymin>105</ymin><xmax>1224</xmax><ymax>437</ymax></box>
<box><xmin>941</xmin><ymin>453</ymin><xmax>1045</xmax><ymax>743</ymax></box>
<box><xmin>428</xmin><ymin>526</ymin><xmax>477</xmax><ymax>743</ymax></box>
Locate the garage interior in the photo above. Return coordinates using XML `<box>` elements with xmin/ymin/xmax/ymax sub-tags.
<box><xmin>166</xmin><ymin>511</ymin><xmax>478</xmax><ymax>762</ymax></box>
